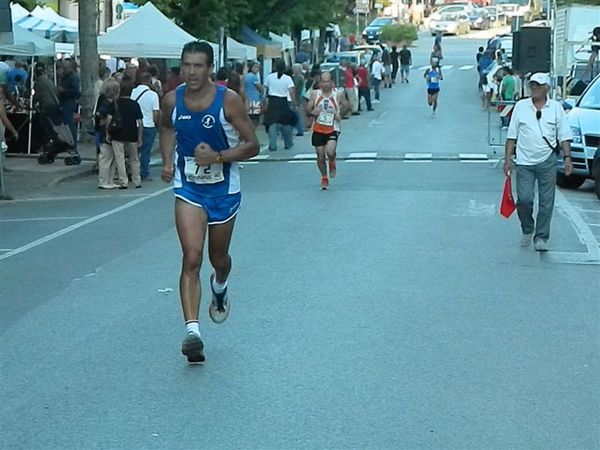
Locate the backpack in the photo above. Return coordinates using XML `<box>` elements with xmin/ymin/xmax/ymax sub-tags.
<box><xmin>107</xmin><ymin>100</ymin><xmax>123</xmax><ymax>137</ymax></box>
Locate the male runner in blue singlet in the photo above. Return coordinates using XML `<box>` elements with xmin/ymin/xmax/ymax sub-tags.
<box><xmin>424</xmin><ymin>61</ymin><xmax>443</xmax><ymax>117</ymax></box>
<box><xmin>160</xmin><ymin>41</ymin><xmax>259</xmax><ymax>364</ymax></box>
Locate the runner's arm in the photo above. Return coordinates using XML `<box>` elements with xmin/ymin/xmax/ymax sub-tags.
<box><xmin>307</xmin><ymin>90</ymin><xmax>317</xmax><ymax>116</ymax></box>
<box><xmin>159</xmin><ymin>91</ymin><xmax>177</xmax><ymax>178</ymax></box>
<box><xmin>220</xmin><ymin>90</ymin><xmax>259</xmax><ymax>163</ymax></box>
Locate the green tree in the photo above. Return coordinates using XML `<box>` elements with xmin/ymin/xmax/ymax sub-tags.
<box><xmin>379</xmin><ymin>23</ymin><xmax>417</xmax><ymax>46</ymax></box>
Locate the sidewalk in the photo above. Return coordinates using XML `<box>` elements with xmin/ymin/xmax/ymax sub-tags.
<box><xmin>1</xmin><ymin>141</ymin><xmax>98</xmax><ymax>200</ymax></box>
<box><xmin>0</xmin><ymin>127</ymin><xmax>282</xmax><ymax>200</ymax></box>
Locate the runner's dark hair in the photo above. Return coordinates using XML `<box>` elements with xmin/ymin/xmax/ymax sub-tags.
<box><xmin>181</xmin><ymin>40</ymin><xmax>214</xmax><ymax>66</ymax></box>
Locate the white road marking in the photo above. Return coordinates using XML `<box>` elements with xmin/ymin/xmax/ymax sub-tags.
<box><xmin>459</xmin><ymin>153</ymin><xmax>488</xmax><ymax>160</ymax></box>
<box><xmin>0</xmin><ymin>249</ymin><xmax>13</xmax><ymax>252</ymax></box>
<box><xmin>240</xmin><ymin>161</ymin><xmax>260</xmax><ymax>165</ymax></box>
<box><xmin>418</xmin><ymin>65</ymin><xmax>430</xmax><ymax>71</ymax></box>
<box><xmin>405</xmin><ymin>153</ymin><xmax>433</xmax><ymax>160</ymax></box>
<box><xmin>287</xmin><ymin>160</ymin><xmax>314</xmax><ymax>164</ymax></box>
<box><xmin>554</xmin><ymin>189</ymin><xmax>600</xmax><ymax>264</ymax></box>
<box><xmin>0</xmin><ymin>216</ymin><xmax>87</xmax><ymax>223</ymax></box>
<box><xmin>404</xmin><ymin>160</ymin><xmax>432</xmax><ymax>163</ymax></box>
<box><xmin>348</xmin><ymin>152</ymin><xmax>378</xmax><ymax>158</ymax></box>
<box><xmin>345</xmin><ymin>159</ymin><xmax>375</xmax><ymax>163</ymax></box>
<box><xmin>248</xmin><ymin>154</ymin><xmax>270</xmax><ymax>160</ymax></box>
<box><xmin>575</xmin><ymin>208</ymin><xmax>600</xmax><ymax>214</ymax></box>
<box><xmin>293</xmin><ymin>153</ymin><xmax>316</xmax><ymax>159</ymax></box>
<box><xmin>11</xmin><ymin>193</ymin><xmax>150</xmax><ymax>202</ymax></box>
<box><xmin>0</xmin><ymin>187</ymin><xmax>171</xmax><ymax>261</ymax></box>
<box><xmin>442</xmin><ymin>65</ymin><xmax>454</xmax><ymax>70</ymax></box>
<box><xmin>459</xmin><ymin>65</ymin><xmax>474</xmax><ymax>71</ymax></box>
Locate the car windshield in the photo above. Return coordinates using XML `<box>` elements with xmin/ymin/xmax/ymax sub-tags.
<box><xmin>440</xmin><ymin>13</ymin><xmax>460</xmax><ymax>20</ymax></box>
<box><xmin>577</xmin><ymin>77</ymin><xmax>600</xmax><ymax>110</ymax></box>
<box><xmin>370</xmin><ymin>18</ymin><xmax>393</xmax><ymax>26</ymax></box>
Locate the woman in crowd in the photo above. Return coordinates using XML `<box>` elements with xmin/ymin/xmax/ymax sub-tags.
<box><xmin>244</xmin><ymin>61</ymin><xmax>263</xmax><ymax>128</ymax></box>
<box><xmin>96</xmin><ymin>78</ymin><xmax>121</xmax><ymax>189</ymax></box>
<box><xmin>105</xmin><ymin>79</ymin><xmax>143</xmax><ymax>189</ymax></box>
<box><xmin>264</xmin><ymin>60</ymin><xmax>297</xmax><ymax>151</ymax></box>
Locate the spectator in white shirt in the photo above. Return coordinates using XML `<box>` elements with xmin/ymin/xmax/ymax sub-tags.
<box><xmin>131</xmin><ymin>72</ymin><xmax>160</xmax><ymax>180</ymax></box>
<box><xmin>371</xmin><ymin>55</ymin><xmax>384</xmax><ymax>103</ymax></box>
<box><xmin>264</xmin><ymin>60</ymin><xmax>296</xmax><ymax>151</ymax></box>
<box><xmin>504</xmin><ymin>73</ymin><xmax>573</xmax><ymax>252</ymax></box>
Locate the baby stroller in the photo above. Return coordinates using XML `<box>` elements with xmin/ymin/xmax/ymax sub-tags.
<box><xmin>36</xmin><ymin>105</ymin><xmax>81</xmax><ymax>165</ymax></box>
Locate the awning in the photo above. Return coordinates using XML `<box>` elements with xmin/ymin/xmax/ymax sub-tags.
<box><xmin>241</xmin><ymin>26</ymin><xmax>282</xmax><ymax>58</ymax></box>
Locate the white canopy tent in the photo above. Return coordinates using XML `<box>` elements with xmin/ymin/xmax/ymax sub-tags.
<box><xmin>9</xmin><ymin>2</ymin><xmax>30</xmax><ymax>21</ymax></box>
<box><xmin>30</xmin><ymin>5</ymin><xmax>78</xmax><ymax>29</ymax></box>
<box><xmin>227</xmin><ymin>37</ymin><xmax>257</xmax><ymax>60</ymax></box>
<box><xmin>97</xmin><ymin>2</ymin><xmax>217</xmax><ymax>59</ymax></box>
<box><xmin>0</xmin><ymin>24</ymin><xmax>56</xmax><ymax>56</ymax></box>
<box><xmin>268</xmin><ymin>32</ymin><xmax>294</xmax><ymax>51</ymax></box>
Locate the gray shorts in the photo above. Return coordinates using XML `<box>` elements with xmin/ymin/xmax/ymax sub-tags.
<box><xmin>400</xmin><ymin>65</ymin><xmax>410</xmax><ymax>75</ymax></box>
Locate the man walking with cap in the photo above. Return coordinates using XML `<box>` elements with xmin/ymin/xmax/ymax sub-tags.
<box><xmin>503</xmin><ymin>73</ymin><xmax>573</xmax><ymax>251</ymax></box>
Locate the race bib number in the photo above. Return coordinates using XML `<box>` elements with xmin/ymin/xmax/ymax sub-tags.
<box><xmin>183</xmin><ymin>156</ymin><xmax>224</xmax><ymax>184</ymax></box>
<box><xmin>430</xmin><ymin>75</ymin><xmax>439</xmax><ymax>83</ymax></box>
<box><xmin>317</xmin><ymin>111</ymin><xmax>335</xmax><ymax>127</ymax></box>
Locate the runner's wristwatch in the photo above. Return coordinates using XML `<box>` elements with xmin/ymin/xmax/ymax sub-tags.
<box><xmin>215</xmin><ymin>152</ymin><xmax>224</xmax><ymax>164</ymax></box>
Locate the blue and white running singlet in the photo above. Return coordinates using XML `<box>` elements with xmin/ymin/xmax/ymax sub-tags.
<box><xmin>172</xmin><ymin>84</ymin><xmax>241</xmax><ymax>199</ymax></box>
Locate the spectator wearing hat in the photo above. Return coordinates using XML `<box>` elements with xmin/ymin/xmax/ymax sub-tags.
<box><xmin>503</xmin><ymin>73</ymin><xmax>573</xmax><ymax>252</ymax></box>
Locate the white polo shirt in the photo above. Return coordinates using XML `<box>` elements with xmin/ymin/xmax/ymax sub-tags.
<box><xmin>506</xmin><ymin>97</ymin><xmax>572</xmax><ymax>165</ymax></box>
<box><xmin>265</xmin><ymin>72</ymin><xmax>294</xmax><ymax>101</ymax></box>
<box><xmin>131</xmin><ymin>85</ymin><xmax>160</xmax><ymax>128</ymax></box>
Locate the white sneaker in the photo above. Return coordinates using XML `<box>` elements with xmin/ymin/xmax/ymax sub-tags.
<box><xmin>534</xmin><ymin>239</ymin><xmax>548</xmax><ymax>252</ymax></box>
<box><xmin>520</xmin><ymin>233</ymin><xmax>533</xmax><ymax>247</ymax></box>
<box><xmin>373</xmin><ymin>99</ymin><xmax>380</xmax><ymax>104</ymax></box>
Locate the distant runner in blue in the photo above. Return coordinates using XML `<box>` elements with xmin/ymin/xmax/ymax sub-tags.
<box><xmin>160</xmin><ymin>41</ymin><xmax>259</xmax><ymax>364</ymax></box>
<box><xmin>424</xmin><ymin>60</ymin><xmax>444</xmax><ymax>117</ymax></box>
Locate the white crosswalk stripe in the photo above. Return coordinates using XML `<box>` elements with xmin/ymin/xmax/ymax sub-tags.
<box><xmin>459</xmin><ymin>65</ymin><xmax>474</xmax><ymax>71</ymax></box>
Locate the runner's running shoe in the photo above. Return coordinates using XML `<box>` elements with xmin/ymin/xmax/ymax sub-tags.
<box><xmin>181</xmin><ymin>333</ymin><xmax>205</xmax><ymax>364</ymax></box>
<box><xmin>320</xmin><ymin>176</ymin><xmax>329</xmax><ymax>190</ymax></box>
<box><xmin>329</xmin><ymin>161</ymin><xmax>337</xmax><ymax>179</ymax></box>
<box><xmin>209</xmin><ymin>273</ymin><xmax>230</xmax><ymax>324</ymax></box>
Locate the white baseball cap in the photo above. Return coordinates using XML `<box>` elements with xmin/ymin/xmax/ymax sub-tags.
<box><xmin>529</xmin><ymin>72</ymin><xmax>551</xmax><ymax>85</ymax></box>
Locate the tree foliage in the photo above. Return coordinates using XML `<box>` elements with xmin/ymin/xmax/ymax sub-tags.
<box><xmin>132</xmin><ymin>0</ymin><xmax>353</xmax><ymax>41</ymax></box>
<box><xmin>379</xmin><ymin>24</ymin><xmax>417</xmax><ymax>45</ymax></box>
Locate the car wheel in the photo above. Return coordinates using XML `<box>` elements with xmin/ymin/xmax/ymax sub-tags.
<box><xmin>556</xmin><ymin>173</ymin><xmax>586</xmax><ymax>189</ymax></box>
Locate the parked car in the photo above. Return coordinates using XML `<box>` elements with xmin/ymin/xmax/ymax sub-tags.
<box><xmin>469</xmin><ymin>9</ymin><xmax>492</xmax><ymax>29</ymax></box>
<box><xmin>361</xmin><ymin>17</ymin><xmax>396</xmax><ymax>43</ymax></box>
<box><xmin>430</xmin><ymin>4</ymin><xmax>479</xmax><ymax>20</ymax></box>
<box><xmin>498</xmin><ymin>34</ymin><xmax>513</xmax><ymax>61</ymax></box>
<box><xmin>558</xmin><ymin>73</ymin><xmax>600</xmax><ymax>198</ymax></box>
<box><xmin>429</xmin><ymin>12</ymin><xmax>471</xmax><ymax>35</ymax></box>
<box><xmin>483</xmin><ymin>5</ymin><xmax>508</xmax><ymax>25</ymax></box>
<box><xmin>325</xmin><ymin>50</ymin><xmax>363</xmax><ymax>65</ymax></box>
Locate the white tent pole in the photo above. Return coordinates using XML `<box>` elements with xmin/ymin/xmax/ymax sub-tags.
<box><xmin>28</xmin><ymin>56</ymin><xmax>34</xmax><ymax>155</ymax></box>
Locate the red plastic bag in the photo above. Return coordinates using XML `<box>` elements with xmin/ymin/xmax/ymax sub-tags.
<box><xmin>500</xmin><ymin>176</ymin><xmax>516</xmax><ymax>218</ymax></box>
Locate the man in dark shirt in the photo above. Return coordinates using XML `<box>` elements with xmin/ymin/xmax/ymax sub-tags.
<box><xmin>399</xmin><ymin>44</ymin><xmax>412</xmax><ymax>83</ymax></box>
<box><xmin>33</xmin><ymin>65</ymin><xmax>59</xmax><ymax>113</ymax></box>
<box><xmin>58</xmin><ymin>59</ymin><xmax>81</xmax><ymax>149</ymax></box>
<box><xmin>390</xmin><ymin>45</ymin><xmax>399</xmax><ymax>84</ymax></box>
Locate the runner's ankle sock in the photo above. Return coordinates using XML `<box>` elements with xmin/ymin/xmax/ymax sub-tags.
<box><xmin>185</xmin><ymin>320</ymin><xmax>201</xmax><ymax>337</ymax></box>
<box><xmin>212</xmin><ymin>276</ymin><xmax>227</xmax><ymax>294</ymax></box>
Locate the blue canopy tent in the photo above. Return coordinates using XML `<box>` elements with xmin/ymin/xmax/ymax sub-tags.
<box><xmin>241</xmin><ymin>26</ymin><xmax>282</xmax><ymax>58</ymax></box>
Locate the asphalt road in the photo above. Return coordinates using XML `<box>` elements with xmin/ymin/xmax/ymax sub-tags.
<box><xmin>1</xmin><ymin>31</ymin><xmax>599</xmax><ymax>449</ymax></box>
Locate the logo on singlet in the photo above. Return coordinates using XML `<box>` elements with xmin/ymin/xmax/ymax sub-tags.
<box><xmin>202</xmin><ymin>115</ymin><xmax>216</xmax><ymax>129</ymax></box>
<box><xmin>178</xmin><ymin>115</ymin><xmax>191</xmax><ymax>120</ymax></box>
